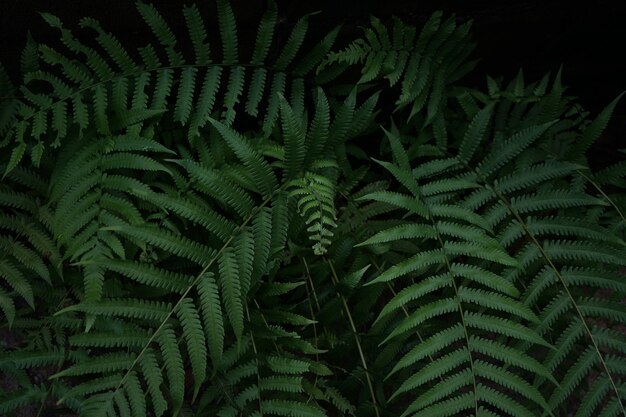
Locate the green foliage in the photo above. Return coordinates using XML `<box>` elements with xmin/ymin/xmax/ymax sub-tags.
<box><xmin>1</xmin><ymin>2</ymin><xmax>625</xmax><ymax>417</ymax></box>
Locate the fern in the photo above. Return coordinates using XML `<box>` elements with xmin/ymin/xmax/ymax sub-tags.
<box><xmin>0</xmin><ymin>168</ymin><xmax>57</xmax><ymax>325</ymax></box>
<box><xmin>356</xmin><ymin>130</ymin><xmax>553</xmax><ymax>417</ymax></box>
<box><xmin>1</xmin><ymin>2</ymin><xmax>625</xmax><ymax>417</ymax></box>
<box><xmin>320</xmin><ymin>12</ymin><xmax>476</xmax><ymax>123</ymax></box>
<box><xmin>2</xmin><ymin>0</ymin><xmax>343</xmax><ymax>175</ymax></box>
<box><xmin>447</xmin><ymin>76</ymin><xmax>626</xmax><ymax>416</ymax></box>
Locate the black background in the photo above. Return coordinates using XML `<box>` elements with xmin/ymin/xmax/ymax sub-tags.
<box><xmin>1</xmin><ymin>0</ymin><xmax>624</xmax><ymax>160</ymax></box>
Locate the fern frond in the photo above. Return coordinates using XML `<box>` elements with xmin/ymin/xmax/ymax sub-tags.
<box><xmin>182</xmin><ymin>5</ymin><xmax>210</xmax><ymax>65</ymax></box>
<box><xmin>218</xmin><ymin>246</ymin><xmax>244</xmax><ymax>341</ymax></box>
<box><xmin>139</xmin><ymin>349</ymin><xmax>168</xmax><ymax>416</ymax></box>
<box><xmin>136</xmin><ymin>2</ymin><xmax>183</xmax><ymax>66</ymax></box>
<box><xmin>0</xmin><ymin>258</ymin><xmax>34</xmax><ymax>309</ymax></box>
<box><xmin>105</xmin><ymin>223</ymin><xmax>217</xmax><ymax>265</ymax></box>
<box><xmin>176</xmin><ymin>297</ymin><xmax>207</xmax><ymax>399</ymax></box>
<box><xmin>157</xmin><ymin>324</ymin><xmax>185</xmax><ymax>414</ymax></box>
<box><xmin>209</xmin><ymin>118</ymin><xmax>278</xmax><ymax>197</ymax></box>
<box><xmin>321</xmin><ymin>12</ymin><xmax>474</xmax><ymax>125</ymax></box>
<box><xmin>0</xmin><ymin>386</ymin><xmax>47</xmax><ymax>416</ymax></box>
<box><xmin>357</xmin><ymin>134</ymin><xmax>553</xmax><ymax>417</ymax></box>
<box><xmin>70</xmin><ymin>330</ymin><xmax>151</xmax><ymax>349</ymax></box>
<box><xmin>276</xmin><ymin>16</ymin><xmax>310</xmax><ymax>70</ymax></box>
<box><xmin>182</xmin><ymin>159</ymin><xmax>256</xmax><ymax>218</ymax></box>
<box><xmin>58</xmin><ymin>299</ymin><xmax>172</xmax><ymax>321</ymax></box>
<box><xmin>174</xmin><ymin>67</ymin><xmax>197</xmax><ymax>124</ymax></box>
<box><xmin>197</xmin><ymin>272</ymin><xmax>225</xmax><ymax>369</ymax></box>
<box><xmin>251</xmin><ymin>1</ymin><xmax>277</xmax><ymax>65</ymax></box>
<box><xmin>130</xmin><ymin>188</ymin><xmax>237</xmax><ymax>240</ymax></box>
<box><xmin>2</xmin><ymin>0</ymin><xmax>343</xmax><ymax>175</ymax></box>
<box><xmin>279</xmin><ymin>96</ymin><xmax>306</xmax><ymax>180</ymax></box>
<box><xmin>444</xmin><ymin>89</ymin><xmax>626</xmax><ymax>416</ymax></box>
<box><xmin>216</xmin><ymin>0</ymin><xmax>238</xmax><ymax>65</ymax></box>
<box><xmin>567</xmin><ymin>92</ymin><xmax>625</xmax><ymax>160</ymax></box>
<box><xmin>289</xmin><ymin>172</ymin><xmax>337</xmax><ymax>255</ymax></box>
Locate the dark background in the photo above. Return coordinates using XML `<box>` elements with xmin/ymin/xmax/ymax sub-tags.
<box><xmin>1</xmin><ymin>0</ymin><xmax>624</xmax><ymax>158</ymax></box>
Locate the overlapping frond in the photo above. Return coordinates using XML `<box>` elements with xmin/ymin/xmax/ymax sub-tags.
<box><xmin>0</xmin><ymin>168</ymin><xmax>56</xmax><ymax>326</ymax></box>
<box><xmin>320</xmin><ymin>12</ymin><xmax>476</xmax><ymax>123</ymax></box>
<box><xmin>356</xmin><ymin>130</ymin><xmax>553</xmax><ymax>417</ymax></box>
<box><xmin>448</xmin><ymin>77</ymin><xmax>626</xmax><ymax>416</ymax></box>
<box><xmin>1</xmin><ymin>0</ymin><xmax>343</xmax><ymax>176</ymax></box>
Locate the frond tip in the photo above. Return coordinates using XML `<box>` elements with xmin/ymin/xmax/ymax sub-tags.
<box><xmin>289</xmin><ymin>172</ymin><xmax>337</xmax><ymax>255</ymax></box>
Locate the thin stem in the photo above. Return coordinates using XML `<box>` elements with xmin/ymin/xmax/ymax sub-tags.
<box><xmin>35</xmin><ymin>290</ymin><xmax>72</xmax><ymax>417</ymax></box>
<box><xmin>302</xmin><ymin>257</ymin><xmax>321</xmax><ymax>312</ymax></box>
<box><xmin>326</xmin><ymin>258</ymin><xmax>381</xmax><ymax>417</ymax></box>
<box><xmin>246</xmin><ymin>305</ymin><xmax>264</xmax><ymax>416</ymax></box>
<box><xmin>577</xmin><ymin>169</ymin><xmax>626</xmax><ymax>227</ymax></box>
<box><xmin>301</xmin><ymin>257</ymin><xmax>321</xmax><ymax>405</ymax></box>
<box><xmin>252</xmin><ymin>299</ymin><xmax>281</xmax><ymax>354</ymax></box>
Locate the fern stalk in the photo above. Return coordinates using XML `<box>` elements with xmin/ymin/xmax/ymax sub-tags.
<box><xmin>327</xmin><ymin>259</ymin><xmax>381</xmax><ymax>417</ymax></box>
<box><xmin>576</xmin><ymin>169</ymin><xmax>626</xmax><ymax>227</ymax></box>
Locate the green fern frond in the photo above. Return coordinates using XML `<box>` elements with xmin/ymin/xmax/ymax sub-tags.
<box><xmin>2</xmin><ymin>0</ymin><xmax>343</xmax><ymax>176</ymax></box>
<box><xmin>176</xmin><ymin>297</ymin><xmax>207</xmax><ymax>399</ymax></box>
<box><xmin>357</xmin><ymin>134</ymin><xmax>554</xmax><ymax>417</ymax></box>
<box><xmin>136</xmin><ymin>2</ymin><xmax>184</xmax><ymax>66</ymax></box>
<box><xmin>567</xmin><ymin>92</ymin><xmax>625</xmax><ymax>160</ymax></box>
<box><xmin>197</xmin><ymin>272</ymin><xmax>225</xmax><ymax>369</ymax></box>
<box><xmin>289</xmin><ymin>172</ymin><xmax>337</xmax><ymax>255</ymax></box>
<box><xmin>209</xmin><ymin>118</ymin><xmax>278</xmax><ymax>197</ymax></box>
<box><xmin>157</xmin><ymin>324</ymin><xmax>185</xmax><ymax>414</ymax></box>
<box><xmin>218</xmin><ymin>246</ymin><xmax>244</xmax><ymax>341</ymax></box>
<box><xmin>105</xmin><ymin>223</ymin><xmax>217</xmax><ymax>265</ymax></box>
<box><xmin>443</xmin><ymin>85</ymin><xmax>626</xmax><ymax>416</ymax></box>
<box><xmin>279</xmin><ymin>96</ymin><xmax>306</xmax><ymax>180</ymax></box>
<box><xmin>57</xmin><ymin>299</ymin><xmax>172</xmax><ymax>321</ymax></box>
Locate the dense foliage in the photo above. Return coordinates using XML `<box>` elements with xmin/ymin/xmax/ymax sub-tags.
<box><xmin>0</xmin><ymin>1</ymin><xmax>625</xmax><ymax>416</ymax></box>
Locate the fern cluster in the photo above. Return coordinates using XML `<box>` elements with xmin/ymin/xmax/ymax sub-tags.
<box><xmin>1</xmin><ymin>2</ymin><xmax>625</xmax><ymax>416</ymax></box>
